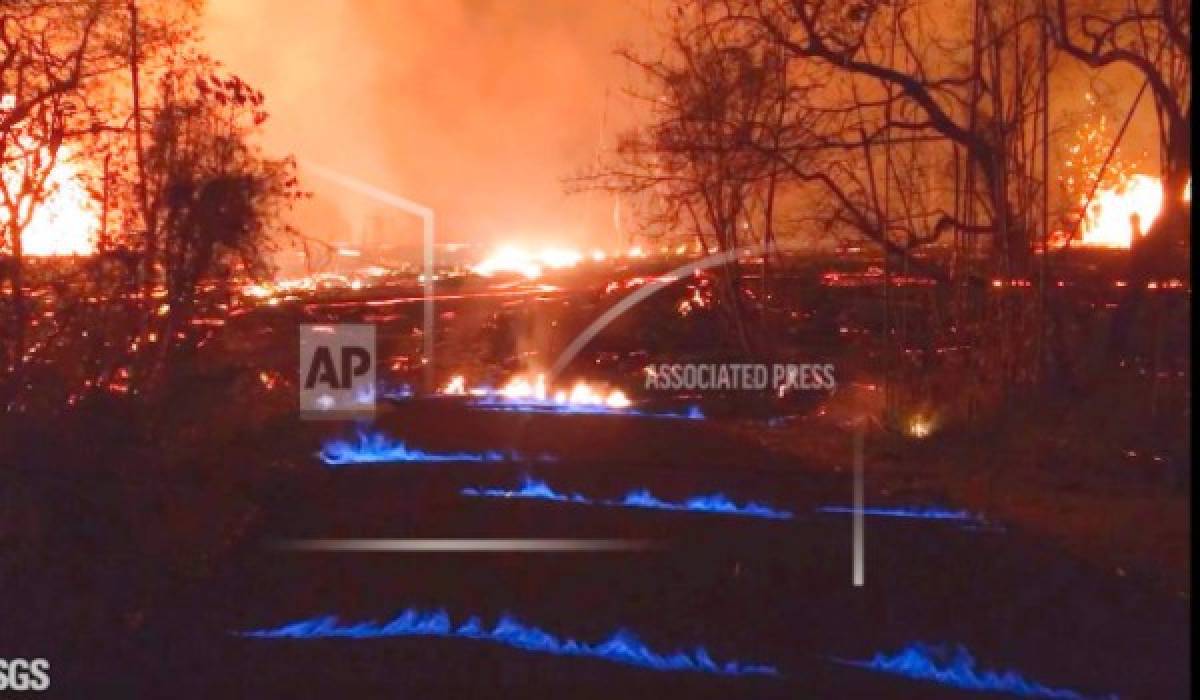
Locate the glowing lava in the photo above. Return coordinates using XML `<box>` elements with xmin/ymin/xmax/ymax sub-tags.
<box><xmin>471</xmin><ymin>245</ymin><xmax>583</xmax><ymax>279</ymax></box>
<box><xmin>1</xmin><ymin>143</ymin><xmax>98</xmax><ymax>256</ymax></box>
<box><xmin>242</xmin><ymin>608</ymin><xmax>779</xmax><ymax>676</ymax></box>
<box><xmin>441</xmin><ymin>373</ymin><xmax>635</xmax><ymax>411</ymax></box>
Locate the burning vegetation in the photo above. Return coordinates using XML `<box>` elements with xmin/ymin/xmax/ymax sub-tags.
<box><xmin>1</xmin><ymin>143</ymin><xmax>98</xmax><ymax>257</ymax></box>
<box><xmin>0</xmin><ymin>0</ymin><xmax>1190</xmax><ymax>697</ymax></box>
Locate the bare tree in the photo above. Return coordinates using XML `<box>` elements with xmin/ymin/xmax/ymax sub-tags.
<box><xmin>132</xmin><ymin>54</ymin><xmax>303</xmax><ymax>389</ymax></box>
<box><xmin>584</xmin><ymin>4</ymin><xmax>796</xmax><ymax>354</ymax></box>
<box><xmin>0</xmin><ymin>1</ymin><xmax>111</xmax><ymax>403</ymax></box>
<box><xmin>1</xmin><ymin>1</ymin><xmax>297</xmax><ymax>410</ymax></box>
<box><xmin>1048</xmin><ymin>0</ymin><xmax>1191</xmax><ymax>353</ymax></box>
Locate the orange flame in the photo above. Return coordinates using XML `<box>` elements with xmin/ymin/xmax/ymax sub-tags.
<box><xmin>1078</xmin><ymin>174</ymin><xmax>1163</xmax><ymax>248</ymax></box>
<box><xmin>1</xmin><ymin>143</ymin><xmax>98</xmax><ymax>257</ymax></box>
<box><xmin>440</xmin><ymin>372</ymin><xmax>630</xmax><ymax>408</ymax></box>
<box><xmin>471</xmin><ymin>245</ymin><xmax>583</xmax><ymax>279</ymax></box>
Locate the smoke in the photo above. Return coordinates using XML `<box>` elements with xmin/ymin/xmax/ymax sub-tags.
<box><xmin>201</xmin><ymin>1</ymin><xmax>1157</xmax><ymax>257</ymax></box>
<box><xmin>202</xmin><ymin>0</ymin><xmax>655</xmax><ymax>253</ymax></box>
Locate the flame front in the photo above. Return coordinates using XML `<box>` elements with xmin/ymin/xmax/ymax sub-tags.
<box><xmin>443</xmin><ymin>373</ymin><xmax>634</xmax><ymax>411</ymax></box>
<box><xmin>471</xmin><ymin>245</ymin><xmax>584</xmax><ymax>279</ymax></box>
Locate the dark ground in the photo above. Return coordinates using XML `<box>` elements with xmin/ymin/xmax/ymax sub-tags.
<box><xmin>2</xmin><ymin>401</ymin><xmax>1188</xmax><ymax>697</ymax></box>
<box><xmin>0</xmin><ymin>262</ymin><xmax>1190</xmax><ymax>698</ymax></box>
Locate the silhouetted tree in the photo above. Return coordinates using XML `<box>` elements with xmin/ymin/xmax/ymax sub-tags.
<box><xmin>1049</xmin><ymin>0</ymin><xmax>1192</xmax><ymax>352</ymax></box>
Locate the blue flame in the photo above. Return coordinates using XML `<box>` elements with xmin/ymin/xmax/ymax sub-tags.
<box><xmin>462</xmin><ymin>476</ymin><xmax>591</xmax><ymax>504</ymax></box>
<box><xmin>241</xmin><ymin>608</ymin><xmax>779</xmax><ymax>676</ymax></box>
<box><xmin>817</xmin><ymin>505</ymin><xmax>982</xmax><ymax>522</ymax></box>
<box><xmin>834</xmin><ymin>643</ymin><xmax>1115</xmax><ymax>699</ymax></box>
<box><xmin>381</xmin><ymin>383</ymin><xmax>414</xmax><ymax>399</ymax></box>
<box><xmin>466</xmin><ymin>397</ymin><xmax>705</xmax><ymax>420</ymax></box>
<box><xmin>462</xmin><ymin>476</ymin><xmax>792</xmax><ymax>520</ymax></box>
<box><xmin>616</xmin><ymin>489</ymin><xmax>793</xmax><ymax>519</ymax></box>
<box><xmin>385</xmin><ymin>389</ymin><xmax>706</xmax><ymax>420</ymax></box>
<box><xmin>319</xmin><ymin>430</ymin><xmax>542</xmax><ymax>466</ymax></box>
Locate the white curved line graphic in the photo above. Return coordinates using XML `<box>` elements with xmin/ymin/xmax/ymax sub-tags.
<box><xmin>549</xmin><ymin>242</ymin><xmax>774</xmax><ymax>381</ymax></box>
<box><xmin>300</xmin><ymin>161</ymin><xmax>436</xmax><ymax>387</ymax></box>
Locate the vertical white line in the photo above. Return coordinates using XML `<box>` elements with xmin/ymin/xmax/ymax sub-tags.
<box><xmin>423</xmin><ymin>212</ymin><xmax>435</xmax><ymax>389</ymax></box>
<box><xmin>297</xmin><ymin>162</ymin><xmax>437</xmax><ymax>392</ymax></box>
<box><xmin>853</xmin><ymin>421</ymin><xmax>865</xmax><ymax>587</ymax></box>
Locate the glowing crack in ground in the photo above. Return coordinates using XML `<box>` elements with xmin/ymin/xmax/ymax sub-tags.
<box><xmin>241</xmin><ymin>608</ymin><xmax>780</xmax><ymax>676</ymax></box>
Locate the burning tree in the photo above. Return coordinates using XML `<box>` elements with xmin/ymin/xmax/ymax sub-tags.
<box><xmin>708</xmin><ymin>1</ymin><xmax>1055</xmax><ymax>274</ymax></box>
<box><xmin>1</xmin><ymin>0</ymin><xmax>104</xmax><ymax>389</ymax></box>
<box><xmin>135</xmin><ymin>54</ymin><xmax>304</xmax><ymax>382</ymax></box>
<box><xmin>1055</xmin><ymin>93</ymin><xmax>1144</xmax><ymax>241</ymax></box>
<box><xmin>588</xmin><ymin>0</ymin><xmax>1189</xmax><ymax>427</ymax></box>
<box><xmin>583</xmin><ymin>3</ymin><xmax>796</xmax><ymax>355</ymax></box>
<box><xmin>1</xmin><ymin>1</ymin><xmax>302</xmax><ymax>411</ymax></box>
<box><xmin>1048</xmin><ymin>0</ymin><xmax>1192</xmax><ymax>352</ymax></box>
<box><xmin>592</xmin><ymin>0</ymin><xmax>1061</xmax><ymax>419</ymax></box>
<box><xmin>1050</xmin><ymin>0</ymin><xmax>1190</xmax><ymax>237</ymax></box>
